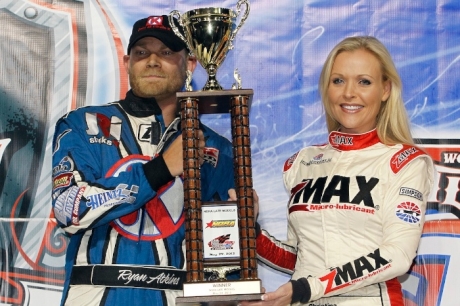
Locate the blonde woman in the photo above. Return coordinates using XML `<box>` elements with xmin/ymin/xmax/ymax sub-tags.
<box><xmin>244</xmin><ymin>36</ymin><xmax>434</xmax><ymax>306</ymax></box>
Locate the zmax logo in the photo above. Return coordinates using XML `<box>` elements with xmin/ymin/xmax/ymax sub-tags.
<box><xmin>390</xmin><ymin>145</ymin><xmax>425</xmax><ymax>174</ymax></box>
<box><xmin>289</xmin><ymin>175</ymin><xmax>379</xmax><ymax>207</ymax></box>
<box><xmin>331</xmin><ymin>135</ymin><xmax>353</xmax><ymax>146</ymax></box>
<box><xmin>320</xmin><ymin>249</ymin><xmax>391</xmax><ymax>294</ymax></box>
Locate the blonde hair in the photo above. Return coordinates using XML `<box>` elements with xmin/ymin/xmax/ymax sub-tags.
<box><xmin>319</xmin><ymin>36</ymin><xmax>414</xmax><ymax>145</ymax></box>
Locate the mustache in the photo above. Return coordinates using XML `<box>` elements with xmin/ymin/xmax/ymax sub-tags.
<box><xmin>130</xmin><ymin>67</ymin><xmax>166</xmax><ymax>78</ymax></box>
<box><xmin>140</xmin><ymin>74</ymin><xmax>166</xmax><ymax>78</ymax></box>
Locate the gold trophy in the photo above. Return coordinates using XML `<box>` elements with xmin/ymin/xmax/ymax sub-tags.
<box><xmin>170</xmin><ymin>1</ymin><xmax>249</xmax><ymax>91</ymax></box>
<box><xmin>169</xmin><ymin>1</ymin><xmax>262</xmax><ymax>305</ymax></box>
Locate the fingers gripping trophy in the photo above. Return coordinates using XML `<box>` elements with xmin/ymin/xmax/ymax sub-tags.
<box><xmin>169</xmin><ymin>1</ymin><xmax>262</xmax><ymax>304</ymax></box>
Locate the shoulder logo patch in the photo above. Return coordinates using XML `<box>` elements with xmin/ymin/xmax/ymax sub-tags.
<box><xmin>390</xmin><ymin>145</ymin><xmax>425</xmax><ymax>174</ymax></box>
<box><xmin>284</xmin><ymin>152</ymin><xmax>299</xmax><ymax>172</ymax></box>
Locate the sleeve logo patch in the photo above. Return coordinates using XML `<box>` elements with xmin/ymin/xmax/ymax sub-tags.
<box><xmin>399</xmin><ymin>187</ymin><xmax>423</xmax><ymax>201</ymax></box>
<box><xmin>203</xmin><ymin>147</ymin><xmax>219</xmax><ymax>167</ymax></box>
<box><xmin>395</xmin><ymin>201</ymin><xmax>422</xmax><ymax>224</ymax></box>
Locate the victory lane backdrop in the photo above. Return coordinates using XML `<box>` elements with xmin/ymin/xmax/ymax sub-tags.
<box><xmin>0</xmin><ymin>0</ymin><xmax>459</xmax><ymax>305</ymax></box>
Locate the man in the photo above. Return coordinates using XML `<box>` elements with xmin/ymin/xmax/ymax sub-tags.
<box><xmin>52</xmin><ymin>15</ymin><xmax>235</xmax><ymax>306</ymax></box>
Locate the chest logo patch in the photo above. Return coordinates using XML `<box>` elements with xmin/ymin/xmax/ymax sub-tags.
<box><xmin>106</xmin><ymin>155</ymin><xmax>184</xmax><ymax>241</ymax></box>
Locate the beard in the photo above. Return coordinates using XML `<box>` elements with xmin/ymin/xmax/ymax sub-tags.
<box><xmin>129</xmin><ymin>66</ymin><xmax>187</xmax><ymax>100</ymax></box>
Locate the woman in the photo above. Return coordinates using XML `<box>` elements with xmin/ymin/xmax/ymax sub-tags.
<box><xmin>245</xmin><ymin>36</ymin><xmax>434</xmax><ymax>306</ymax></box>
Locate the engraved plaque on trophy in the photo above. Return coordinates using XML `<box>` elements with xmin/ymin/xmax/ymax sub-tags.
<box><xmin>169</xmin><ymin>1</ymin><xmax>262</xmax><ymax>304</ymax></box>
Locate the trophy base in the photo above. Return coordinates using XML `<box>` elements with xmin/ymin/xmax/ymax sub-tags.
<box><xmin>177</xmin><ymin>89</ymin><xmax>253</xmax><ymax>114</ymax></box>
<box><xmin>177</xmin><ymin>279</ymin><xmax>262</xmax><ymax>305</ymax></box>
<box><xmin>176</xmin><ymin>293</ymin><xmax>262</xmax><ymax>306</ymax></box>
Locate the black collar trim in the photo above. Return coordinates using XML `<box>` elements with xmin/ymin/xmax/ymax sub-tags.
<box><xmin>118</xmin><ymin>90</ymin><xmax>162</xmax><ymax>117</ymax></box>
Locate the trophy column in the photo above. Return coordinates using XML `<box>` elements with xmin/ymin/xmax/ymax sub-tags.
<box><xmin>180</xmin><ymin>97</ymin><xmax>205</xmax><ymax>283</ymax></box>
<box><xmin>230</xmin><ymin>95</ymin><xmax>257</xmax><ymax>280</ymax></box>
<box><xmin>177</xmin><ymin>90</ymin><xmax>261</xmax><ymax>305</ymax></box>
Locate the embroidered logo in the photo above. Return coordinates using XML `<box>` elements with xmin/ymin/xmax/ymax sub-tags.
<box><xmin>395</xmin><ymin>201</ymin><xmax>421</xmax><ymax>224</ymax></box>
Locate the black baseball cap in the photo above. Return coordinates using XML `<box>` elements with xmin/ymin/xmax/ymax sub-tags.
<box><xmin>127</xmin><ymin>15</ymin><xmax>187</xmax><ymax>54</ymax></box>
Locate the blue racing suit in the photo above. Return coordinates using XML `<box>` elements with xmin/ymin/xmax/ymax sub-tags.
<box><xmin>52</xmin><ymin>90</ymin><xmax>234</xmax><ymax>306</ymax></box>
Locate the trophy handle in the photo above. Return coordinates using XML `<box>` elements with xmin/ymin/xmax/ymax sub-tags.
<box><xmin>168</xmin><ymin>11</ymin><xmax>193</xmax><ymax>53</ymax></box>
<box><xmin>229</xmin><ymin>0</ymin><xmax>250</xmax><ymax>50</ymax></box>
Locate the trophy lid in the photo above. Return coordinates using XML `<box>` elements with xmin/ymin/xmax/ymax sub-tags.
<box><xmin>183</xmin><ymin>7</ymin><xmax>236</xmax><ymax>19</ymax></box>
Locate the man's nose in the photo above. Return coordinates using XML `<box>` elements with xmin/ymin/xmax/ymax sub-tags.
<box><xmin>146</xmin><ymin>53</ymin><xmax>160</xmax><ymax>67</ymax></box>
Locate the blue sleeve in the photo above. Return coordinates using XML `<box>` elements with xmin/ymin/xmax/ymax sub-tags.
<box><xmin>200</xmin><ymin>125</ymin><xmax>235</xmax><ymax>201</ymax></box>
<box><xmin>51</xmin><ymin>110</ymin><xmax>157</xmax><ymax>234</ymax></box>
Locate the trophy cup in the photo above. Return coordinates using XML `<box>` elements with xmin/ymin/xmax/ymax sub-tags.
<box><xmin>170</xmin><ymin>1</ymin><xmax>249</xmax><ymax>91</ymax></box>
<box><xmin>169</xmin><ymin>1</ymin><xmax>262</xmax><ymax>305</ymax></box>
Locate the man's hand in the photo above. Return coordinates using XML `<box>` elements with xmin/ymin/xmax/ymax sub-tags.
<box><xmin>163</xmin><ymin>130</ymin><xmax>205</xmax><ymax>177</ymax></box>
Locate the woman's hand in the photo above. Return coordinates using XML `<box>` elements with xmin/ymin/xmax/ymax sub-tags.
<box><xmin>239</xmin><ymin>282</ymin><xmax>293</xmax><ymax>306</ymax></box>
<box><xmin>228</xmin><ymin>189</ymin><xmax>259</xmax><ymax>220</ymax></box>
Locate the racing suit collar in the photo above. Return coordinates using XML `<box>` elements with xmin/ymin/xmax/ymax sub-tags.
<box><xmin>329</xmin><ymin>129</ymin><xmax>380</xmax><ymax>151</ymax></box>
<box><xmin>119</xmin><ymin>90</ymin><xmax>162</xmax><ymax>117</ymax></box>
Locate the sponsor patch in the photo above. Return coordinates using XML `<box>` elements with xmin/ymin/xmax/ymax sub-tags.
<box><xmin>54</xmin><ymin>186</ymin><xmax>83</xmax><ymax>225</ymax></box>
<box><xmin>395</xmin><ymin>201</ymin><xmax>422</xmax><ymax>224</ymax></box>
<box><xmin>399</xmin><ymin>187</ymin><xmax>423</xmax><ymax>201</ymax></box>
<box><xmin>313</xmin><ymin>153</ymin><xmax>324</xmax><ymax>160</ymax></box>
<box><xmin>53</xmin><ymin>156</ymin><xmax>74</xmax><ymax>177</ymax></box>
<box><xmin>53</xmin><ymin>172</ymin><xmax>73</xmax><ymax>190</ymax></box>
<box><xmin>89</xmin><ymin>135</ymin><xmax>115</xmax><ymax>146</ymax></box>
<box><xmin>330</xmin><ymin>134</ymin><xmax>353</xmax><ymax>146</ymax></box>
<box><xmin>71</xmin><ymin>187</ymin><xmax>86</xmax><ymax>225</ymax></box>
<box><xmin>390</xmin><ymin>145</ymin><xmax>425</xmax><ymax>174</ymax></box>
<box><xmin>85</xmin><ymin>113</ymin><xmax>121</xmax><ymax>147</ymax></box>
<box><xmin>108</xmin><ymin>156</ymin><xmax>185</xmax><ymax>241</ymax></box>
<box><xmin>205</xmin><ymin>220</ymin><xmax>236</xmax><ymax>228</ymax></box>
<box><xmin>284</xmin><ymin>151</ymin><xmax>299</xmax><ymax>172</ymax></box>
<box><xmin>289</xmin><ymin>175</ymin><xmax>379</xmax><ymax>208</ymax></box>
<box><xmin>320</xmin><ymin>249</ymin><xmax>390</xmax><ymax>294</ymax></box>
<box><xmin>86</xmin><ymin>184</ymin><xmax>139</xmax><ymax>209</ymax></box>
<box><xmin>301</xmin><ymin>153</ymin><xmax>332</xmax><ymax>166</ymax></box>
<box><xmin>138</xmin><ymin>123</ymin><xmax>153</xmax><ymax>143</ymax></box>
<box><xmin>207</xmin><ymin>234</ymin><xmax>235</xmax><ymax>250</ymax></box>
<box><xmin>289</xmin><ymin>203</ymin><xmax>376</xmax><ymax>215</ymax></box>
<box><xmin>203</xmin><ymin>147</ymin><xmax>219</xmax><ymax>167</ymax></box>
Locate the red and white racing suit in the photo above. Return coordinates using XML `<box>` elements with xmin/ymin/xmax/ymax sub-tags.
<box><xmin>256</xmin><ymin>129</ymin><xmax>434</xmax><ymax>306</ymax></box>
